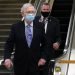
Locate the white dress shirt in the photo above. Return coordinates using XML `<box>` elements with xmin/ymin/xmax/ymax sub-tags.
<box><xmin>39</xmin><ymin>16</ymin><xmax>48</xmax><ymax>33</ymax></box>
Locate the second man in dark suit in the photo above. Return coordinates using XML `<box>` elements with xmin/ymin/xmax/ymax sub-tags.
<box><xmin>35</xmin><ymin>2</ymin><xmax>61</xmax><ymax>75</ymax></box>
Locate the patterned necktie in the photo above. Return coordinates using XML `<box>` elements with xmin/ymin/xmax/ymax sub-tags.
<box><xmin>26</xmin><ymin>25</ymin><xmax>32</xmax><ymax>47</ymax></box>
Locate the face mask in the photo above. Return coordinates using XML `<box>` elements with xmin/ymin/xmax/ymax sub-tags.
<box><xmin>41</xmin><ymin>12</ymin><xmax>50</xmax><ymax>18</ymax></box>
<box><xmin>25</xmin><ymin>14</ymin><xmax>35</xmax><ymax>22</ymax></box>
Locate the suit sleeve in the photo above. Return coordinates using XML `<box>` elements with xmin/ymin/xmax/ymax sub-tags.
<box><xmin>4</xmin><ymin>24</ymin><xmax>15</xmax><ymax>60</ymax></box>
<box><xmin>55</xmin><ymin>19</ymin><xmax>61</xmax><ymax>44</ymax></box>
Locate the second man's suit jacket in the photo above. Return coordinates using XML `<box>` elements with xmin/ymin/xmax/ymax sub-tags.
<box><xmin>35</xmin><ymin>16</ymin><xmax>61</xmax><ymax>58</ymax></box>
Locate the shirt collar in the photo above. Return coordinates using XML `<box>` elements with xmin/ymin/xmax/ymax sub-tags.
<box><xmin>41</xmin><ymin>16</ymin><xmax>48</xmax><ymax>22</ymax></box>
<box><xmin>41</xmin><ymin>16</ymin><xmax>48</xmax><ymax>21</ymax></box>
<box><xmin>25</xmin><ymin>21</ymin><xmax>33</xmax><ymax>27</ymax></box>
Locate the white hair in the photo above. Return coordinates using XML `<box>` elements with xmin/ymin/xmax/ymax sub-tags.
<box><xmin>21</xmin><ymin>3</ymin><xmax>35</xmax><ymax>13</ymax></box>
<box><xmin>21</xmin><ymin>3</ymin><xmax>36</xmax><ymax>21</ymax></box>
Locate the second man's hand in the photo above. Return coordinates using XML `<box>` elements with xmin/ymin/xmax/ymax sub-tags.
<box><xmin>53</xmin><ymin>42</ymin><xmax>60</xmax><ymax>50</ymax></box>
<box><xmin>38</xmin><ymin>58</ymin><xmax>46</xmax><ymax>67</ymax></box>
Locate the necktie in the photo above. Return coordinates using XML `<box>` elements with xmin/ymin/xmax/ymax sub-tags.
<box><xmin>43</xmin><ymin>18</ymin><xmax>48</xmax><ymax>33</ymax></box>
<box><xmin>26</xmin><ymin>25</ymin><xmax>32</xmax><ymax>47</ymax></box>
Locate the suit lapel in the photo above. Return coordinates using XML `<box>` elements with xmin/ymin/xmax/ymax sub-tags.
<box><xmin>30</xmin><ymin>21</ymin><xmax>37</xmax><ymax>47</ymax></box>
<box><xmin>21</xmin><ymin>21</ymin><xmax>28</xmax><ymax>47</ymax></box>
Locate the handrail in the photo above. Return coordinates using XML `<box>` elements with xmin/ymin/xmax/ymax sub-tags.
<box><xmin>36</xmin><ymin>0</ymin><xmax>42</xmax><ymax>14</ymax></box>
<box><xmin>58</xmin><ymin>60</ymin><xmax>75</xmax><ymax>64</ymax></box>
<box><xmin>50</xmin><ymin>1</ymin><xmax>75</xmax><ymax>74</ymax></box>
<box><xmin>34</xmin><ymin>0</ymin><xmax>44</xmax><ymax>15</ymax></box>
<box><xmin>65</xmin><ymin>0</ymin><xmax>75</xmax><ymax>49</ymax></box>
<box><xmin>52</xmin><ymin>0</ymin><xmax>75</xmax><ymax>60</ymax></box>
<box><xmin>34</xmin><ymin>0</ymin><xmax>39</xmax><ymax>8</ymax></box>
<box><xmin>52</xmin><ymin>0</ymin><xmax>75</xmax><ymax>74</ymax></box>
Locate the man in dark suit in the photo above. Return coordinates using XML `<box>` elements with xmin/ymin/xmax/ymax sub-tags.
<box><xmin>4</xmin><ymin>3</ymin><xmax>52</xmax><ymax>75</ymax></box>
<box><xmin>35</xmin><ymin>2</ymin><xmax>61</xmax><ymax>75</ymax></box>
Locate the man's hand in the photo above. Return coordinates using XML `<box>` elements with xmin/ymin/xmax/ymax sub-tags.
<box><xmin>53</xmin><ymin>42</ymin><xmax>60</xmax><ymax>50</ymax></box>
<box><xmin>38</xmin><ymin>58</ymin><xmax>46</xmax><ymax>67</ymax></box>
<box><xmin>4</xmin><ymin>59</ymin><xmax>13</xmax><ymax>70</ymax></box>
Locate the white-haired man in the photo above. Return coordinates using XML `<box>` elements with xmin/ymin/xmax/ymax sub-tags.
<box><xmin>4</xmin><ymin>3</ymin><xmax>52</xmax><ymax>75</ymax></box>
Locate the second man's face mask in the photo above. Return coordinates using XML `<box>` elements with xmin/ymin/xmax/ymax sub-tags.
<box><xmin>41</xmin><ymin>12</ymin><xmax>50</xmax><ymax>18</ymax></box>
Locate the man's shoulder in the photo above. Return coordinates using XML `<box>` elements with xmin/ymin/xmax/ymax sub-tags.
<box><xmin>35</xmin><ymin>15</ymin><xmax>41</xmax><ymax>19</ymax></box>
<box><xmin>34</xmin><ymin>19</ymin><xmax>44</xmax><ymax>27</ymax></box>
<box><xmin>33</xmin><ymin>18</ymin><xmax>44</xmax><ymax>29</ymax></box>
<box><xmin>12</xmin><ymin>21</ymin><xmax>23</xmax><ymax>25</ymax></box>
<box><xmin>35</xmin><ymin>16</ymin><xmax>41</xmax><ymax>21</ymax></box>
<box><xmin>49</xmin><ymin>16</ymin><xmax>59</xmax><ymax>22</ymax></box>
<box><xmin>12</xmin><ymin>21</ymin><xmax>24</xmax><ymax>27</ymax></box>
<box><xmin>9</xmin><ymin>21</ymin><xmax>24</xmax><ymax>31</ymax></box>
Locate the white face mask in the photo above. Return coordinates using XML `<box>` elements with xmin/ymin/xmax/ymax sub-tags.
<box><xmin>24</xmin><ymin>14</ymin><xmax>35</xmax><ymax>22</ymax></box>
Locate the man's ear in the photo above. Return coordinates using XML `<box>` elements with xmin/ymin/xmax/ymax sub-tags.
<box><xmin>20</xmin><ymin>12</ymin><xmax>25</xmax><ymax>21</ymax></box>
<box><xmin>21</xmin><ymin>12</ymin><xmax>24</xmax><ymax>17</ymax></box>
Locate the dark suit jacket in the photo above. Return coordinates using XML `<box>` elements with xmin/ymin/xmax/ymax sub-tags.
<box><xmin>4</xmin><ymin>20</ymin><xmax>52</xmax><ymax>74</ymax></box>
<box><xmin>35</xmin><ymin>16</ymin><xmax>61</xmax><ymax>58</ymax></box>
